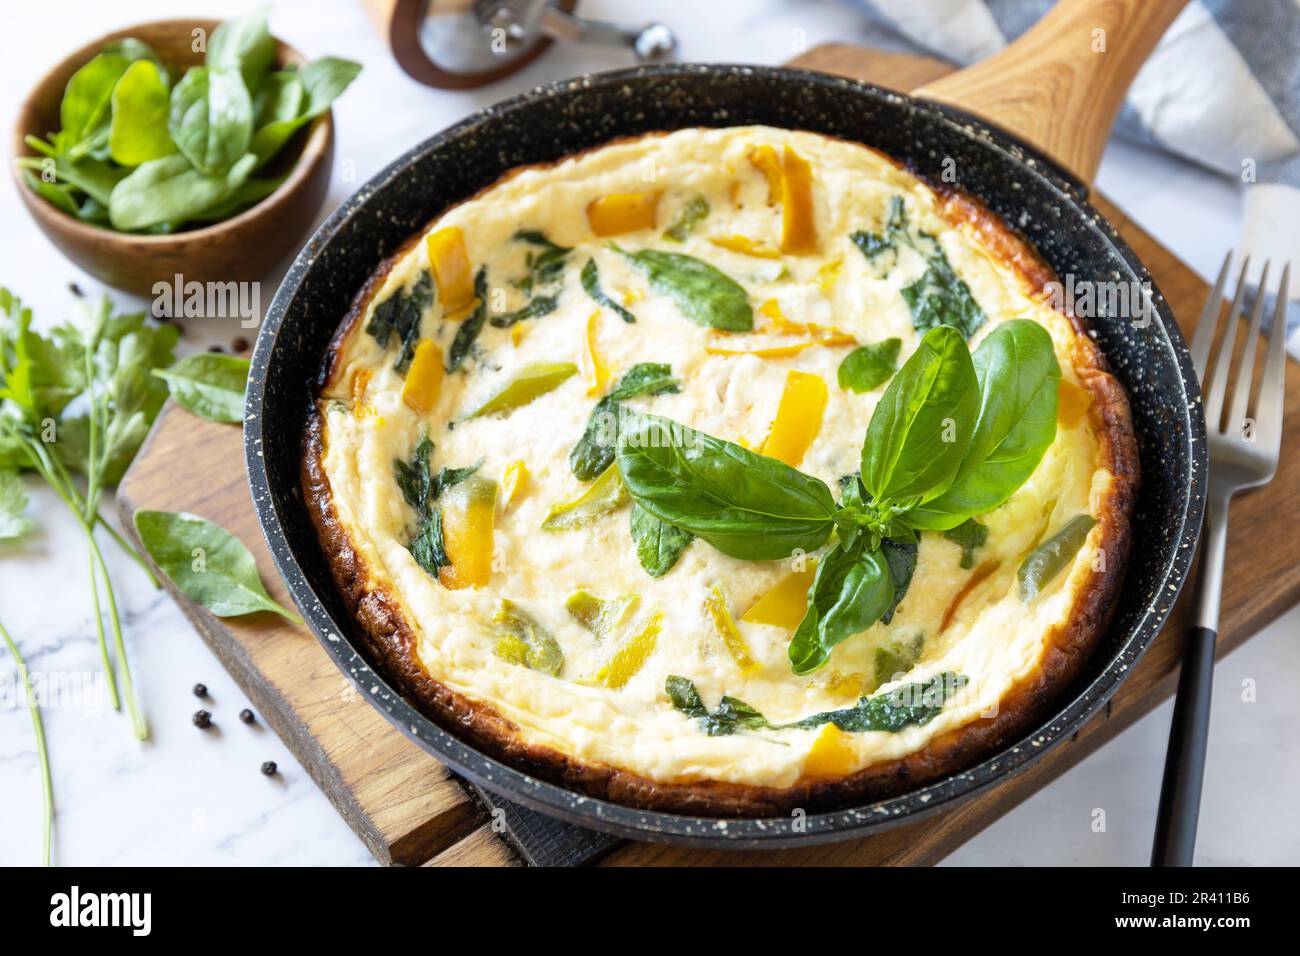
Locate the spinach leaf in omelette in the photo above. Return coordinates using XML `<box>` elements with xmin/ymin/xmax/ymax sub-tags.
<box><xmin>569</xmin><ymin>363</ymin><xmax>680</xmax><ymax>481</ymax></box>
<box><xmin>580</xmin><ymin>258</ymin><xmax>635</xmax><ymax>324</ymax></box>
<box><xmin>394</xmin><ymin>434</ymin><xmax>481</xmax><ymax>577</ymax></box>
<box><xmin>614</xmin><ymin>247</ymin><xmax>753</xmax><ymax>332</ymax></box>
<box><xmin>365</xmin><ymin>269</ymin><xmax>433</xmax><ymax>374</ymax></box>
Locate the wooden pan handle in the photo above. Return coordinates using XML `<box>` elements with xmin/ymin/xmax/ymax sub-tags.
<box><xmin>915</xmin><ymin>0</ymin><xmax>1188</xmax><ymax>185</ymax></box>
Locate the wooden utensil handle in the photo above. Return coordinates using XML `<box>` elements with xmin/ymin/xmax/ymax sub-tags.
<box><xmin>915</xmin><ymin>0</ymin><xmax>1188</xmax><ymax>185</ymax></box>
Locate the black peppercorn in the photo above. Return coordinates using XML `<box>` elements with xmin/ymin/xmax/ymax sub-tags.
<box><xmin>192</xmin><ymin>683</ymin><xmax>208</xmax><ymax>698</ymax></box>
<box><xmin>260</xmin><ymin>761</ymin><xmax>277</xmax><ymax>776</ymax></box>
<box><xmin>239</xmin><ymin>708</ymin><xmax>256</xmax><ymax>725</ymax></box>
<box><xmin>231</xmin><ymin>336</ymin><xmax>250</xmax><ymax>353</ymax></box>
<box><xmin>192</xmin><ymin>709</ymin><xmax>212</xmax><ymax>729</ymax></box>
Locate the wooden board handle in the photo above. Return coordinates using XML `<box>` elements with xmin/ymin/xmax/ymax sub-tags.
<box><xmin>915</xmin><ymin>0</ymin><xmax>1187</xmax><ymax>184</ymax></box>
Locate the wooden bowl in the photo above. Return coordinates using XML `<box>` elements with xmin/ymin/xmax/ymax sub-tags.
<box><xmin>11</xmin><ymin>18</ymin><xmax>334</xmax><ymax>295</ymax></box>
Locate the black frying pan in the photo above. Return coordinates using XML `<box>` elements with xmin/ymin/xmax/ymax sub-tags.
<box><xmin>245</xmin><ymin>11</ymin><xmax>1205</xmax><ymax>850</ymax></box>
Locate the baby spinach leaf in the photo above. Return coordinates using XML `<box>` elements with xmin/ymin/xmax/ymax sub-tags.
<box><xmin>860</xmin><ymin>325</ymin><xmax>978</xmax><ymax>508</ymax></box>
<box><xmin>365</xmin><ymin>270</ymin><xmax>433</xmax><ymax>374</ymax></box>
<box><xmin>664</xmin><ymin>676</ymin><xmax>770</xmax><ymax>736</ymax></box>
<box><xmin>569</xmin><ymin>363</ymin><xmax>679</xmax><ymax>481</ymax></box>
<box><xmin>911</xmin><ymin>320</ymin><xmax>1060</xmax><ymax>528</ymax></box>
<box><xmin>58</xmin><ymin>52</ymin><xmax>132</xmax><ymax>157</ymax></box>
<box><xmin>152</xmin><ymin>353</ymin><xmax>250</xmax><ymax>423</ymax></box>
<box><xmin>850</xmin><ymin>195</ymin><xmax>908</xmax><ymax>264</ymax></box>
<box><xmin>788</xmin><ymin>542</ymin><xmax>893</xmax><ymax>675</ymax></box>
<box><xmin>616</xmin><ymin>248</ymin><xmax>752</xmax><ymax>331</ymax></box>
<box><xmin>838</xmin><ymin>338</ymin><xmax>900</xmax><ymax>393</ymax></box>
<box><xmin>446</xmin><ymin>268</ymin><xmax>488</xmax><ymax>373</ymax></box>
<box><xmin>15</xmin><ymin>155</ymin><xmax>127</xmax><ymax>207</ymax></box>
<box><xmin>252</xmin><ymin>71</ymin><xmax>303</xmax><ymax>126</ymax></box>
<box><xmin>168</xmin><ymin>66</ymin><xmax>253</xmax><ymax>176</ymax></box>
<box><xmin>512</xmin><ymin>230</ymin><xmax>570</xmax><ymax>294</ymax></box>
<box><xmin>394</xmin><ymin>435</ymin><xmax>479</xmax><ymax>577</ymax></box>
<box><xmin>249</xmin><ymin>57</ymin><xmax>362</xmax><ymax>165</ymax></box>
<box><xmin>872</xmin><ymin>632</ymin><xmax>924</xmax><ymax>689</ymax></box>
<box><xmin>580</xmin><ymin>258</ymin><xmax>635</xmax><ymax>323</ymax></box>
<box><xmin>630</xmin><ymin>503</ymin><xmax>693</xmax><ymax>577</ymax></box>
<box><xmin>21</xmin><ymin>171</ymin><xmax>79</xmax><ymax>216</ymax></box>
<box><xmin>108</xmin><ymin>59</ymin><xmax>175</xmax><ymax>166</ymax></box>
<box><xmin>108</xmin><ymin>153</ymin><xmax>257</xmax><ymax>231</ymax></box>
<box><xmin>616</xmin><ymin>413</ymin><xmax>836</xmax><ymax>560</ymax></box>
<box><xmin>1018</xmin><ymin>514</ymin><xmax>1095</xmax><ymax>602</ymax></box>
<box><xmin>879</xmin><ymin>537</ymin><xmax>917</xmax><ymax>624</ymax></box>
<box><xmin>0</xmin><ymin>470</ymin><xmax>33</xmax><ymax>540</ymax></box>
<box><xmin>942</xmin><ymin>518</ymin><xmax>988</xmax><ymax>569</ymax></box>
<box><xmin>902</xmin><ymin>253</ymin><xmax>986</xmax><ymax>339</ymax></box>
<box><xmin>663</xmin><ymin>194</ymin><xmax>709</xmax><ymax>242</ymax></box>
<box><xmin>206</xmin><ymin>8</ymin><xmax>276</xmax><ymax>89</ymax></box>
<box><xmin>134</xmin><ymin>510</ymin><xmax>302</xmax><ymax>622</ymax></box>
<box><xmin>487</xmin><ymin>294</ymin><xmax>558</xmax><ymax>328</ymax></box>
<box><xmin>409</xmin><ymin>509</ymin><xmax>449</xmax><ymax>578</ymax></box>
<box><xmin>787</xmin><ymin>672</ymin><xmax>968</xmax><ymax>732</ymax></box>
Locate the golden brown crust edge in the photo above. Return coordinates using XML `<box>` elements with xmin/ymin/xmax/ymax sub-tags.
<box><xmin>299</xmin><ymin>167</ymin><xmax>1140</xmax><ymax>819</ymax></box>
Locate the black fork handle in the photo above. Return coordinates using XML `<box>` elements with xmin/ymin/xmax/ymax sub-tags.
<box><xmin>1151</xmin><ymin>625</ymin><xmax>1217</xmax><ymax>866</ymax></box>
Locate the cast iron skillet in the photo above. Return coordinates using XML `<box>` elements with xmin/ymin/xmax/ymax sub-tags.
<box><xmin>245</xmin><ymin>62</ymin><xmax>1205</xmax><ymax>847</ymax></box>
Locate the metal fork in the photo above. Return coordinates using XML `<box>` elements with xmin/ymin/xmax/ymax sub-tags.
<box><xmin>1152</xmin><ymin>253</ymin><xmax>1291</xmax><ymax>867</ymax></box>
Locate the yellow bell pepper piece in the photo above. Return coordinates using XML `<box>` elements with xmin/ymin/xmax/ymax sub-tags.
<box><xmin>566</xmin><ymin>590</ymin><xmax>639</xmax><ymax>639</ymax></box>
<box><xmin>425</xmin><ymin>226</ymin><xmax>475</xmax><ymax>315</ymax></box>
<box><xmin>586</xmin><ymin>192</ymin><xmax>660</xmax><ymax>237</ymax></box>
<box><xmin>803</xmin><ymin>723</ymin><xmax>858</xmax><ymax>778</ymax></box>
<box><xmin>780</xmin><ymin>146</ymin><xmax>817</xmax><ymax>254</ymax></box>
<box><xmin>741</xmin><ymin>560</ymin><xmax>817</xmax><ymax>629</ymax></box>
<box><xmin>747</xmin><ymin>144</ymin><xmax>783</xmax><ymax>204</ymax></box>
<box><xmin>621</xmin><ymin>286</ymin><xmax>644</xmax><ymax>306</ymax></box>
<box><xmin>350</xmin><ymin>367</ymin><xmax>376</xmax><ymax>418</ymax></box>
<box><xmin>762</xmin><ymin>370</ymin><xmax>827</xmax><ymax>467</ymax></box>
<box><xmin>593</xmin><ymin>612</ymin><xmax>662</xmax><ymax>689</ymax></box>
<box><xmin>438</xmin><ymin>478</ymin><xmax>498</xmax><ymax>590</ymax></box>
<box><xmin>400</xmin><ymin>339</ymin><xmax>444</xmax><ymax>414</ymax></box>
<box><xmin>581</xmin><ymin>309</ymin><xmax>612</xmax><ymax>397</ymax></box>
<box><xmin>510</xmin><ymin>324</ymin><xmax>529</xmax><ymax>347</ymax></box>
<box><xmin>816</xmin><ymin>258</ymin><xmax>843</xmax><ymax>294</ymax></box>
<box><xmin>704</xmin><ymin>587</ymin><xmax>759</xmax><ymax>675</ymax></box>
<box><xmin>541</xmin><ymin>463</ymin><xmax>627</xmax><ymax>531</ymax></box>
<box><xmin>708</xmin><ymin>235</ymin><xmax>782</xmax><ymax>259</ymax></box>
<box><xmin>499</xmin><ymin>460</ymin><xmax>529</xmax><ymax>510</ymax></box>
<box><xmin>466</xmin><ymin>362</ymin><xmax>577</xmax><ymax>418</ymax></box>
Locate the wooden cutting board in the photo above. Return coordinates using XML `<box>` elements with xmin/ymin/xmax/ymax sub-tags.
<box><xmin>117</xmin><ymin>44</ymin><xmax>1300</xmax><ymax>866</ymax></box>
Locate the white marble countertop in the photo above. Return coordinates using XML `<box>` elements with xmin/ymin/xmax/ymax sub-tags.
<box><xmin>1</xmin><ymin>0</ymin><xmax>1296</xmax><ymax>867</ymax></box>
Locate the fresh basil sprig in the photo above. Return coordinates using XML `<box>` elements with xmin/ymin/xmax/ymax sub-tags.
<box><xmin>616</xmin><ymin>319</ymin><xmax>1061</xmax><ymax>674</ymax></box>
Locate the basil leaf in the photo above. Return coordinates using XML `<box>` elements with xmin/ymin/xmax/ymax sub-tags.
<box><xmin>616</xmin><ymin>413</ymin><xmax>836</xmax><ymax>560</ymax></box>
<box><xmin>569</xmin><ymin>363</ymin><xmax>679</xmax><ymax>481</ymax></box>
<box><xmin>206</xmin><ymin>9</ymin><xmax>277</xmax><ymax>89</ymax></box>
<box><xmin>787</xmin><ymin>673</ymin><xmax>968</xmax><ymax>732</ymax></box>
<box><xmin>616</xmin><ymin>248</ymin><xmax>752</xmax><ymax>332</ymax></box>
<box><xmin>788</xmin><ymin>543</ymin><xmax>893</xmax><ymax>675</ymax></box>
<box><xmin>1018</xmin><ymin>514</ymin><xmax>1095</xmax><ymax>602</ymax></box>
<box><xmin>134</xmin><ymin>509</ymin><xmax>302</xmax><ymax>622</ymax></box>
<box><xmin>168</xmin><ymin>66</ymin><xmax>253</xmax><ymax>176</ymax></box>
<box><xmin>109</xmin><ymin>152</ymin><xmax>257</xmax><ymax>231</ymax></box>
<box><xmin>942</xmin><ymin>518</ymin><xmax>988</xmax><ymax>569</ymax></box>
<box><xmin>838</xmin><ymin>338</ymin><xmax>900</xmax><ymax>393</ymax></box>
<box><xmin>630</xmin><ymin>503</ymin><xmax>693</xmax><ymax>577</ymax></box>
<box><xmin>58</xmin><ymin>52</ymin><xmax>132</xmax><ymax>157</ymax></box>
<box><xmin>153</xmin><ymin>353</ymin><xmax>250</xmax><ymax>423</ymax></box>
<box><xmin>0</xmin><ymin>470</ymin><xmax>33</xmax><ymax>540</ymax></box>
<box><xmin>663</xmin><ymin>195</ymin><xmax>709</xmax><ymax>242</ymax></box>
<box><xmin>108</xmin><ymin>60</ymin><xmax>176</xmax><ymax>166</ymax></box>
<box><xmin>911</xmin><ymin>320</ymin><xmax>1060</xmax><ymax>528</ymax></box>
<box><xmin>860</xmin><ymin>325</ymin><xmax>978</xmax><ymax>508</ymax></box>
<box><xmin>580</xmin><ymin>258</ymin><xmax>635</xmax><ymax>323</ymax></box>
<box><xmin>446</xmin><ymin>267</ymin><xmax>488</xmax><ymax>373</ymax></box>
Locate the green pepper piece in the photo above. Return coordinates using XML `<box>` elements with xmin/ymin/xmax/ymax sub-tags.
<box><xmin>565</xmin><ymin>590</ymin><xmax>639</xmax><ymax>640</ymax></box>
<box><xmin>493</xmin><ymin>599</ymin><xmax>564</xmax><ymax>676</ymax></box>
<box><xmin>1017</xmin><ymin>514</ymin><xmax>1096</xmax><ymax>602</ymax></box>
<box><xmin>872</xmin><ymin>632</ymin><xmax>924</xmax><ymax>690</ymax></box>
<box><xmin>542</xmin><ymin>463</ymin><xmax>628</xmax><ymax>531</ymax></box>
<box><xmin>466</xmin><ymin>361</ymin><xmax>577</xmax><ymax>418</ymax></box>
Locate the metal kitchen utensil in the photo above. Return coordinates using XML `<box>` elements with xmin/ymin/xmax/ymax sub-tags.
<box><xmin>1153</xmin><ymin>254</ymin><xmax>1291</xmax><ymax>866</ymax></box>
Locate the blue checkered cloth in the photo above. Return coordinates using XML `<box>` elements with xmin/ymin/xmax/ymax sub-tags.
<box><xmin>847</xmin><ymin>0</ymin><xmax>1300</xmax><ymax>353</ymax></box>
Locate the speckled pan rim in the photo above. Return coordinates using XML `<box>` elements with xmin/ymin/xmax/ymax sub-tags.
<box><xmin>246</xmin><ymin>63</ymin><xmax>1207</xmax><ymax>849</ymax></box>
